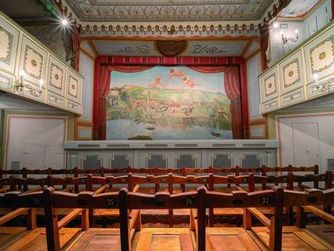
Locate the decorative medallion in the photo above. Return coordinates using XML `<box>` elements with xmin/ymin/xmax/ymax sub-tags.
<box><xmin>264</xmin><ymin>74</ymin><xmax>276</xmax><ymax>96</ymax></box>
<box><xmin>0</xmin><ymin>26</ymin><xmax>13</xmax><ymax>64</ymax></box>
<box><xmin>283</xmin><ymin>59</ymin><xmax>300</xmax><ymax>87</ymax></box>
<box><xmin>155</xmin><ymin>40</ymin><xmax>187</xmax><ymax>57</ymax></box>
<box><xmin>50</xmin><ymin>63</ymin><xmax>64</xmax><ymax>90</ymax></box>
<box><xmin>23</xmin><ymin>45</ymin><xmax>43</xmax><ymax>79</ymax></box>
<box><xmin>310</xmin><ymin>37</ymin><xmax>334</xmax><ymax>73</ymax></box>
<box><xmin>68</xmin><ymin>76</ymin><xmax>78</xmax><ymax>98</ymax></box>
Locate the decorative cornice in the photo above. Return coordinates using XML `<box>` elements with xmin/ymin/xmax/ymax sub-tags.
<box><xmin>78</xmin><ymin>21</ymin><xmax>260</xmax><ymax>37</ymax></box>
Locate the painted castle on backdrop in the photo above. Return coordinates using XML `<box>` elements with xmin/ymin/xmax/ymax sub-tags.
<box><xmin>106</xmin><ymin>66</ymin><xmax>232</xmax><ymax>140</ymax></box>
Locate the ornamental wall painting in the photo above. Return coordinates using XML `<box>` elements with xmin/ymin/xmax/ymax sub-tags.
<box><xmin>19</xmin><ymin>36</ymin><xmax>47</xmax><ymax>87</ymax></box>
<box><xmin>304</xmin><ymin>26</ymin><xmax>334</xmax><ymax>83</ymax></box>
<box><xmin>279</xmin><ymin>50</ymin><xmax>304</xmax><ymax>94</ymax></box>
<box><xmin>260</xmin><ymin>67</ymin><xmax>278</xmax><ymax>102</ymax></box>
<box><xmin>67</xmin><ymin>70</ymin><xmax>82</xmax><ymax>103</ymax></box>
<box><xmin>47</xmin><ymin>55</ymin><xmax>66</xmax><ymax>95</ymax></box>
<box><xmin>106</xmin><ymin>66</ymin><xmax>232</xmax><ymax>140</ymax></box>
<box><xmin>310</xmin><ymin>37</ymin><xmax>334</xmax><ymax>73</ymax></box>
<box><xmin>264</xmin><ymin>74</ymin><xmax>277</xmax><ymax>97</ymax></box>
<box><xmin>0</xmin><ymin>17</ymin><xmax>19</xmax><ymax>74</ymax></box>
<box><xmin>68</xmin><ymin>76</ymin><xmax>78</xmax><ymax>97</ymax></box>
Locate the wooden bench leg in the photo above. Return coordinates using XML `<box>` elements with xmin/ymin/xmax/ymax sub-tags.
<box><xmin>168</xmin><ymin>208</ymin><xmax>173</xmax><ymax>227</ymax></box>
<box><xmin>286</xmin><ymin>206</ymin><xmax>294</xmax><ymax>225</ymax></box>
<box><xmin>208</xmin><ymin>208</ymin><xmax>214</xmax><ymax>227</ymax></box>
<box><xmin>189</xmin><ymin>209</ymin><xmax>196</xmax><ymax>231</ymax></box>
<box><xmin>243</xmin><ymin>208</ymin><xmax>252</xmax><ymax>230</ymax></box>
<box><xmin>135</xmin><ymin>210</ymin><xmax>142</xmax><ymax>231</ymax></box>
<box><xmin>81</xmin><ymin>209</ymin><xmax>89</xmax><ymax>230</ymax></box>
<box><xmin>27</xmin><ymin>208</ymin><xmax>37</xmax><ymax>230</ymax></box>
<box><xmin>89</xmin><ymin>207</ymin><xmax>94</xmax><ymax>227</ymax></box>
<box><xmin>296</xmin><ymin>206</ymin><xmax>305</xmax><ymax>228</ymax></box>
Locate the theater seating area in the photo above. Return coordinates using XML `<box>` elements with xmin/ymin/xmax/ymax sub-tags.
<box><xmin>0</xmin><ymin>166</ymin><xmax>333</xmax><ymax>250</ymax></box>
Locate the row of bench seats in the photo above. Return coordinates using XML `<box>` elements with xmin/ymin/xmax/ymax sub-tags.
<box><xmin>1</xmin><ymin>172</ymin><xmax>332</xmax><ymax>227</ymax></box>
<box><xmin>0</xmin><ymin>165</ymin><xmax>319</xmax><ymax>178</ymax></box>
<box><xmin>0</xmin><ymin>186</ymin><xmax>333</xmax><ymax>250</ymax></box>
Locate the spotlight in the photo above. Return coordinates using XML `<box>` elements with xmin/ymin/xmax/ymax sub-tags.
<box><xmin>61</xmin><ymin>18</ymin><xmax>68</xmax><ymax>26</ymax></box>
<box><xmin>273</xmin><ymin>22</ymin><xmax>279</xmax><ymax>29</ymax></box>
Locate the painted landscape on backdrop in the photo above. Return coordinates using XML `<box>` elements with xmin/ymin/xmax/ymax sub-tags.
<box><xmin>106</xmin><ymin>66</ymin><xmax>232</xmax><ymax>140</ymax></box>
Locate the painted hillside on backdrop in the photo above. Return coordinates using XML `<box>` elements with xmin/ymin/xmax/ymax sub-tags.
<box><xmin>106</xmin><ymin>66</ymin><xmax>232</xmax><ymax>140</ymax></box>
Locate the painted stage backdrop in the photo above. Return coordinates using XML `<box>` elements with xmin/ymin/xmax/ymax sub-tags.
<box><xmin>106</xmin><ymin>66</ymin><xmax>232</xmax><ymax>140</ymax></box>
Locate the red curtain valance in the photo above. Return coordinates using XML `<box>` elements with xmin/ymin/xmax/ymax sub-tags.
<box><xmin>93</xmin><ymin>56</ymin><xmax>249</xmax><ymax>140</ymax></box>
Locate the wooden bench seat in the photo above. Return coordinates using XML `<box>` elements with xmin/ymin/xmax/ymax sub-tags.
<box><xmin>305</xmin><ymin>225</ymin><xmax>334</xmax><ymax>249</ymax></box>
<box><xmin>3</xmin><ymin>227</ymin><xmax>80</xmax><ymax>251</ymax></box>
<box><xmin>252</xmin><ymin>226</ymin><xmax>331</xmax><ymax>250</ymax></box>
<box><xmin>134</xmin><ymin>228</ymin><xmax>195</xmax><ymax>251</ymax></box>
<box><xmin>65</xmin><ymin>228</ymin><xmax>120</xmax><ymax>251</ymax></box>
<box><xmin>206</xmin><ymin>227</ymin><xmax>261</xmax><ymax>251</ymax></box>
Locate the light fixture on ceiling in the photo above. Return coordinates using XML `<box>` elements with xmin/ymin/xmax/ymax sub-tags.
<box><xmin>281</xmin><ymin>29</ymin><xmax>299</xmax><ymax>45</ymax></box>
<box><xmin>14</xmin><ymin>70</ymin><xmax>43</xmax><ymax>97</ymax></box>
<box><xmin>61</xmin><ymin>18</ymin><xmax>68</xmax><ymax>26</ymax></box>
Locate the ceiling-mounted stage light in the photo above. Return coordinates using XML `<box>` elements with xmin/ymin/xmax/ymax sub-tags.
<box><xmin>61</xmin><ymin>18</ymin><xmax>68</xmax><ymax>26</ymax></box>
<box><xmin>273</xmin><ymin>21</ymin><xmax>279</xmax><ymax>28</ymax></box>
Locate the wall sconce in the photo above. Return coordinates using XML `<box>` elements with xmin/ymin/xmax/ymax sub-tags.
<box><xmin>14</xmin><ymin>70</ymin><xmax>43</xmax><ymax>97</ymax></box>
<box><xmin>313</xmin><ymin>72</ymin><xmax>334</xmax><ymax>92</ymax></box>
<box><xmin>281</xmin><ymin>29</ymin><xmax>299</xmax><ymax>45</ymax></box>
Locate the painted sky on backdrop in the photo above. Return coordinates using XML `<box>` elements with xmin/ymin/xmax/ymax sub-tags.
<box><xmin>110</xmin><ymin>66</ymin><xmax>226</xmax><ymax>94</ymax></box>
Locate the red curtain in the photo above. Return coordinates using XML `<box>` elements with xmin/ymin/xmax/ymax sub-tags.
<box><xmin>93</xmin><ymin>56</ymin><xmax>248</xmax><ymax>139</ymax></box>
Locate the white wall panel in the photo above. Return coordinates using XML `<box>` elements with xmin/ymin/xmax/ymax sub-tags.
<box><xmin>4</xmin><ymin>115</ymin><xmax>67</xmax><ymax>169</ymax></box>
<box><xmin>246</xmin><ymin>53</ymin><xmax>261</xmax><ymax>119</ymax></box>
<box><xmin>79</xmin><ymin>52</ymin><xmax>94</xmax><ymax>121</ymax></box>
<box><xmin>278</xmin><ymin>113</ymin><xmax>334</xmax><ymax>173</ymax></box>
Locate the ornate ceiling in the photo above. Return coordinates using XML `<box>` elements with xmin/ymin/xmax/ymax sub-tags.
<box><xmin>63</xmin><ymin>0</ymin><xmax>273</xmax><ymax>22</ymax></box>
<box><xmin>278</xmin><ymin>0</ymin><xmax>320</xmax><ymax>18</ymax></box>
<box><xmin>54</xmin><ymin>0</ymin><xmax>293</xmax><ymax>37</ymax></box>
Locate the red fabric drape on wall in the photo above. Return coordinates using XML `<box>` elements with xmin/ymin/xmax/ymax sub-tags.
<box><xmin>93</xmin><ymin>56</ymin><xmax>249</xmax><ymax>140</ymax></box>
